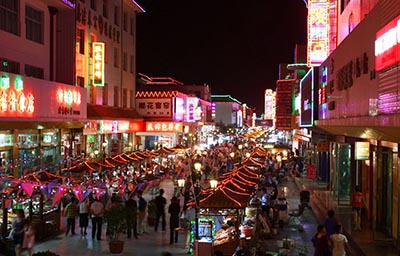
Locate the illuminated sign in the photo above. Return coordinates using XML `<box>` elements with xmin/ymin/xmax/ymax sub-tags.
<box><xmin>355</xmin><ymin>142</ymin><xmax>370</xmax><ymax>160</ymax></box>
<box><xmin>264</xmin><ymin>89</ymin><xmax>275</xmax><ymax>120</ymax></box>
<box><xmin>146</xmin><ymin>122</ymin><xmax>183</xmax><ymax>132</ymax></box>
<box><xmin>186</xmin><ymin>97</ymin><xmax>198</xmax><ymax>122</ymax></box>
<box><xmin>300</xmin><ymin>68</ymin><xmax>318</xmax><ymax>127</ymax></box>
<box><xmin>307</xmin><ymin>0</ymin><xmax>330</xmax><ymax>67</ymax></box>
<box><xmin>136</xmin><ymin>98</ymin><xmax>172</xmax><ymax>118</ymax></box>
<box><xmin>93</xmin><ymin>42</ymin><xmax>105</xmax><ymax>86</ymax></box>
<box><xmin>174</xmin><ymin>97</ymin><xmax>185</xmax><ymax>121</ymax></box>
<box><xmin>375</xmin><ymin>15</ymin><xmax>400</xmax><ymax>71</ymax></box>
<box><xmin>0</xmin><ymin>89</ymin><xmax>35</xmax><ymax>116</ymax></box>
<box><xmin>56</xmin><ymin>89</ymin><xmax>82</xmax><ymax>105</ymax></box>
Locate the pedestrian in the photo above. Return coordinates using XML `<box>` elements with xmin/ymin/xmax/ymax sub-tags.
<box><xmin>126</xmin><ymin>195</ymin><xmax>139</xmax><ymax>239</ymax></box>
<box><xmin>154</xmin><ymin>188</ymin><xmax>167</xmax><ymax>232</ymax></box>
<box><xmin>79</xmin><ymin>197</ymin><xmax>90</xmax><ymax>236</ymax></box>
<box><xmin>233</xmin><ymin>237</ymin><xmax>251</xmax><ymax>256</ymax></box>
<box><xmin>22</xmin><ymin>219</ymin><xmax>35</xmax><ymax>256</ymax></box>
<box><xmin>137</xmin><ymin>190</ymin><xmax>147</xmax><ymax>234</ymax></box>
<box><xmin>261</xmin><ymin>187</ymin><xmax>270</xmax><ymax>218</ymax></box>
<box><xmin>351</xmin><ymin>186</ymin><xmax>365</xmax><ymax>230</ymax></box>
<box><xmin>64</xmin><ymin>197</ymin><xmax>78</xmax><ymax>236</ymax></box>
<box><xmin>12</xmin><ymin>209</ymin><xmax>26</xmax><ymax>256</ymax></box>
<box><xmin>168</xmin><ymin>196</ymin><xmax>180</xmax><ymax>244</ymax></box>
<box><xmin>324</xmin><ymin>209</ymin><xmax>339</xmax><ymax>238</ymax></box>
<box><xmin>90</xmin><ymin>197</ymin><xmax>105</xmax><ymax>240</ymax></box>
<box><xmin>311</xmin><ymin>224</ymin><xmax>330</xmax><ymax>256</ymax></box>
<box><xmin>330</xmin><ymin>224</ymin><xmax>350</xmax><ymax>256</ymax></box>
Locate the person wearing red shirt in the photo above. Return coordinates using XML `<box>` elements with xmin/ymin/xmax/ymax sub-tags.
<box><xmin>352</xmin><ymin>186</ymin><xmax>364</xmax><ymax>231</ymax></box>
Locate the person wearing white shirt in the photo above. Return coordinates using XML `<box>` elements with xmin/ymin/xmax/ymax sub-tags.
<box><xmin>329</xmin><ymin>224</ymin><xmax>350</xmax><ymax>256</ymax></box>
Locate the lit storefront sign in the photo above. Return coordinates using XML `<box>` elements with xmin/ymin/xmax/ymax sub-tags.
<box><xmin>146</xmin><ymin>122</ymin><xmax>183</xmax><ymax>132</ymax></box>
<box><xmin>174</xmin><ymin>97</ymin><xmax>185</xmax><ymax>121</ymax></box>
<box><xmin>300</xmin><ymin>68</ymin><xmax>317</xmax><ymax>127</ymax></box>
<box><xmin>307</xmin><ymin>0</ymin><xmax>330</xmax><ymax>67</ymax></box>
<box><xmin>375</xmin><ymin>15</ymin><xmax>400</xmax><ymax>71</ymax></box>
<box><xmin>355</xmin><ymin>142</ymin><xmax>370</xmax><ymax>160</ymax></box>
<box><xmin>93</xmin><ymin>42</ymin><xmax>105</xmax><ymax>87</ymax></box>
<box><xmin>264</xmin><ymin>89</ymin><xmax>275</xmax><ymax>120</ymax></box>
<box><xmin>84</xmin><ymin>120</ymin><xmax>144</xmax><ymax>134</ymax></box>
<box><xmin>186</xmin><ymin>97</ymin><xmax>202</xmax><ymax>122</ymax></box>
<box><xmin>0</xmin><ymin>75</ymin><xmax>34</xmax><ymax>117</ymax></box>
<box><xmin>136</xmin><ymin>98</ymin><xmax>172</xmax><ymax>118</ymax></box>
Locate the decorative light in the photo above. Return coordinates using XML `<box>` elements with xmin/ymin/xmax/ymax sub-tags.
<box><xmin>94</xmin><ymin>150</ymin><xmax>99</xmax><ymax>155</ymax></box>
<box><xmin>229</xmin><ymin>152</ymin><xmax>235</xmax><ymax>158</ymax></box>
<box><xmin>245</xmin><ymin>152</ymin><xmax>251</xmax><ymax>158</ymax></box>
<box><xmin>209</xmin><ymin>179</ymin><xmax>218</xmax><ymax>189</ymax></box>
<box><xmin>194</xmin><ymin>162</ymin><xmax>202</xmax><ymax>172</ymax></box>
<box><xmin>177</xmin><ymin>178</ymin><xmax>185</xmax><ymax>188</ymax></box>
<box><xmin>238</xmin><ymin>144</ymin><xmax>243</xmax><ymax>150</ymax></box>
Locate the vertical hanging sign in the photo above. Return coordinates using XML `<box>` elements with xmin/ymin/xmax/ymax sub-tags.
<box><xmin>93</xmin><ymin>42</ymin><xmax>105</xmax><ymax>86</ymax></box>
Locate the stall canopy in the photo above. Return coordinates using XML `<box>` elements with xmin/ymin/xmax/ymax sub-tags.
<box><xmin>199</xmin><ymin>186</ymin><xmax>251</xmax><ymax>209</ymax></box>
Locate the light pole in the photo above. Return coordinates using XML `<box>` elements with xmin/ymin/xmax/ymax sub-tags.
<box><xmin>192</xmin><ymin>160</ymin><xmax>202</xmax><ymax>240</ymax></box>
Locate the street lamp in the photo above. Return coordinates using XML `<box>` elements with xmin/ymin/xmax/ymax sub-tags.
<box><xmin>209</xmin><ymin>178</ymin><xmax>218</xmax><ymax>190</ymax></box>
<box><xmin>229</xmin><ymin>152</ymin><xmax>235</xmax><ymax>158</ymax></box>
<box><xmin>177</xmin><ymin>178</ymin><xmax>186</xmax><ymax>189</ymax></box>
<box><xmin>194</xmin><ymin>162</ymin><xmax>202</xmax><ymax>172</ymax></box>
<box><xmin>245</xmin><ymin>152</ymin><xmax>251</xmax><ymax>158</ymax></box>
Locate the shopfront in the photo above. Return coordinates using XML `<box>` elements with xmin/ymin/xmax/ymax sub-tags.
<box><xmin>136</xmin><ymin>121</ymin><xmax>183</xmax><ymax>149</ymax></box>
<box><xmin>0</xmin><ymin>73</ymin><xmax>87</xmax><ymax>177</ymax></box>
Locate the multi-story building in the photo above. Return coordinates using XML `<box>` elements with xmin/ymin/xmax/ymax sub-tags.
<box><xmin>0</xmin><ymin>0</ymin><xmax>87</xmax><ymax>176</ymax></box>
<box><xmin>69</xmin><ymin>0</ymin><xmax>145</xmax><ymax>157</ymax></box>
<box><xmin>211</xmin><ymin>94</ymin><xmax>243</xmax><ymax>127</ymax></box>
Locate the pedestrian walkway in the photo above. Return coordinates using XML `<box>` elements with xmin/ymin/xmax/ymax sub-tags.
<box><xmin>294</xmin><ymin>175</ymin><xmax>399</xmax><ymax>256</ymax></box>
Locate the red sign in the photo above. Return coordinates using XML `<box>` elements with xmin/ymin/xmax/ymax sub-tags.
<box><xmin>0</xmin><ymin>89</ymin><xmax>35</xmax><ymax>117</ymax></box>
<box><xmin>146</xmin><ymin>122</ymin><xmax>182</xmax><ymax>132</ymax></box>
<box><xmin>375</xmin><ymin>15</ymin><xmax>400</xmax><ymax>71</ymax></box>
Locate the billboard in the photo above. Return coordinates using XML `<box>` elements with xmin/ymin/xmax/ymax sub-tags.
<box><xmin>300</xmin><ymin>68</ymin><xmax>318</xmax><ymax>127</ymax></box>
<box><xmin>375</xmin><ymin>14</ymin><xmax>400</xmax><ymax>71</ymax></box>
<box><xmin>307</xmin><ymin>0</ymin><xmax>330</xmax><ymax>67</ymax></box>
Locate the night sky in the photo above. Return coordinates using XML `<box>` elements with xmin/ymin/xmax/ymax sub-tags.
<box><xmin>135</xmin><ymin>0</ymin><xmax>308</xmax><ymax>114</ymax></box>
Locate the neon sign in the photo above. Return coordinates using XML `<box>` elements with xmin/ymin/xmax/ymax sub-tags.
<box><xmin>146</xmin><ymin>122</ymin><xmax>182</xmax><ymax>132</ymax></box>
<box><xmin>0</xmin><ymin>89</ymin><xmax>34</xmax><ymax>116</ymax></box>
<box><xmin>375</xmin><ymin>15</ymin><xmax>400</xmax><ymax>71</ymax></box>
<box><xmin>56</xmin><ymin>88</ymin><xmax>82</xmax><ymax>105</ymax></box>
<box><xmin>93</xmin><ymin>42</ymin><xmax>105</xmax><ymax>86</ymax></box>
<box><xmin>307</xmin><ymin>0</ymin><xmax>330</xmax><ymax>67</ymax></box>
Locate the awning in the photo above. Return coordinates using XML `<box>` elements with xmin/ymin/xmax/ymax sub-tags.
<box><xmin>87</xmin><ymin>104</ymin><xmax>143</xmax><ymax>120</ymax></box>
<box><xmin>315</xmin><ymin>114</ymin><xmax>400</xmax><ymax>142</ymax></box>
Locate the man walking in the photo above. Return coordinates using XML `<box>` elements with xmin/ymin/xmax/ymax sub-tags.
<box><xmin>137</xmin><ymin>190</ymin><xmax>147</xmax><ymax>234</ymax></box>
<box><xmin>154</xmin><ymin>189</ymin><xmax>167</xmax><ymax>232</ymax></box>
<box><xmin>64</xmin><ymin>197</ymin><xmax>78</xmax><ymax>236</ymax></box>
<box><xmin>90</xmin><ymin>197</ymin><xmax>105</xmax><ymax>240</ymax></box>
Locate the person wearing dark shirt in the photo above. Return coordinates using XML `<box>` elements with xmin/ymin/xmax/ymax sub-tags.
<box><xmin>155</xmin><ymin>188</ymin><xmax>167</xmax><ymax>231</ymax></box>
<box><xmin>125</xmin><ymin>197</ymin><xmax>138</xmax><ymax>239</ymax></box>
<box><xmin>168</xmin><ymin>196</ymin><xmax>181</xmax><ymax>244</ymax></box>
<box><xmin>323</xmin><ymin>209</ymin><xmax>339</xmax><ymax>238</ymax></box>
<box><xmin>137</xmin><ymin>190</ymin><xmax>147</xmax><ymax>234</ymax></box>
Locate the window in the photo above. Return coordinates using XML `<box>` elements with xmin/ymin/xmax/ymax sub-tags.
<box><xmin>130</xmin><ymin>55</ymin><xmax>134</xmax><ymax>73</ymax></box>
<box><xmin>89</xmin><ymin>34</ymin><xmax>96</xmax><ymax>57</ymax></box>
<box><xmin>130</xmin><ymin>17</ymin><xmax>134</xmax><ymax>36</ymax></box>
<box><xmin>114</xmin><ymin>5</ymin><xmax>119</xmax><ymax>26</ymax></box>
<box><xmin>122</xmin><ymin>52</ymin><xmax>127</xmax><ymax>71</ymax></box>
<box><xmin>0</xmin><ymin>0</ymin><xmax>19</xmax><ymax>35</ymax></box>
<box><xmin>102</xmin><ymin>0</ymin><xmax>108</xmax><ymax>18</ymax></box>
<box><xmin>25</xmin><ymin>64</ymin><xmax>43</xmax><ymax>79</ymax></box>
<box><xmin>26</xmin><ymin>5</ymin><xmax>43</xmax><ymax>44</ymax></box>
<box><xmin>123</xmin><ymin>12</ymin><xmax>127</xmax><ymax>31</ymax></box>
<box><xmin>114</xmin><ymin>47</ymin><xmax>119</xmax><ymax>68</ymax></box>
<box><xmin>77</xmin><ymin>76</ymin><xmax>85</xmax><ymax>88</ymax></box>
<box><xmin>114</xmin><ymin>86</ymin><xmax>119</xmax><ymax>107</ymax></box>
<box><xmin>130</xmin><ymin>89</ymin><xmax>134</xmax><ymax>108</ymax></box>
<box><xmin>123</xmin><ymin>88</ymin><xmax>127</xmax><ymax>108</ymax></box>
<box><xmin>103</xmin><ymin>83</ymin><xmax>108</xmax><ymax>105</ymax></box>
<box><xmin>90</xmin><ymin>0</ymin><xmax>96</xmax><ymax>10</ymax></box>
<box><xmin>0</xmin><ymin>58</ymin><xmax>19</xmax><ymax>74</ymax></box>
<box><xmin>77</xmin><ymin>29</ymin><xmax>85</xmax><ymax>54</ymax></box>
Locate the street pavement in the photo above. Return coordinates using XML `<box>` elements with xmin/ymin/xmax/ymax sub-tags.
<box><xmin>24</xmin><ymin>175</ymin><xmax>399</xmax><ymax>256</ymax></box>
<box><xmin>294</xmin><ymin>175</ymin><xmax>399</xmax><ymax>256</ymax></box>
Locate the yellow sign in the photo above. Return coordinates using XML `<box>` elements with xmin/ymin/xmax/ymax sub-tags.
<box><xmin>93</xmin><ymin>42</ymin><xmax>105</xmax><ymax>86</ymax></box>
<box><xmin>355</xmin><ymin>142</ymin><xmax>370</xmax><ymax>160</ymax></box>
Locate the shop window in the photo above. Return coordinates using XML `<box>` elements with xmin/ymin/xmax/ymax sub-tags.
<box><xmin>77</xmin><ymin>28</ymin><xmax>85</xmax><ymax>54</ymax></box>
<box><xmin>114</xmin><ymin>86</ymin><xmax>119</xmax><ymax>107</ymax></box>
<box><xmin>122</xmin><ymin>52</ymin><xmax>127</xmax><ymax>71</ymax></box>
<box><xmin>123</xmin><ymin>88</ymin><xmax>127</xmax><ymax>108</ymax></box>
<box><xmin>0</xmin><ymin>57</ymin><xmax>19</xmax><ymax>74</ymax></box>
<box><xmin>0</xmin><ymin>0</ymin><xmax>19</xmax><ymax>35</ymax></box>
<box><xmin>25</xmin><ymin>64</ymin><xmax>43</xmax><ymax>79</ymax></box>
<box><xmin>26</xmin><ymin>5</ymin><xmax>43</xmax><ymax>44</ymax></box>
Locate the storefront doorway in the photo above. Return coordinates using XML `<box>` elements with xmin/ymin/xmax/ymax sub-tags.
<box><xmin>332</xmin><ymin>143</ymin><xmax>351</xmax><ymax>205</ymax></box>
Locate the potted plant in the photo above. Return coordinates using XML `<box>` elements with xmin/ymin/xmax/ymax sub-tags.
<box><xmin>104</xmin><ymin>204</ymin><xmax>128</xmax><ymax>254</ymax></box>
<box><xmin>147</xmin><ymin>199</ymin><xmax>157</xmax><ymax>227</ymax></box>
<box><xmin>32</xmin><ymin>251</ymin><xmax>60</xmax><ymax>256</ymax></box>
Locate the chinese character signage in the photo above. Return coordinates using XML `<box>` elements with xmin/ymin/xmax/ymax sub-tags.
<box><xmin>186</xmin><ymin>97</ymin><xmax>202</xmax><ymax>122</ymax></box>
<box><xmin>174</xmin><ymin>97</ymin><xmax>185</xmax><ymax>121</ymax></box>
<box><xmin>93</xmin><ymin>42</ymin><xmax>105</xmax><ymax>86</ymax></box>
<box><xmin>145</xmin><ymin>122</ymin><xmax>183</xmax><ymax>132</ymax></box>
<box><xmin>0</xmin><ymin>72</ymin><xmax>86</xmax><ymax>120</ymax></box>
<box><xmin>307</xmin><ymin>0</ymin><xmax>330</xmax><ymax>67</ymax></box>
<box><xmin>136</xmin><ymin>98</ymin><xmax>172</xmax><ymax>118</ymax></box>
<box><xmin>375</xmin><ymin>15</ymin><xmax>400</xmax><ymax>71</ymax></box>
